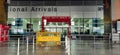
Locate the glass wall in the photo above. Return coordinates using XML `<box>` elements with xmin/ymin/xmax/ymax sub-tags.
<box><xmin>7</xmin><ymin>18</ymin><xmax>41</xmax><ymax>35</ymax></box>
<box><xmin>72</xmin><ymin>18</ymin><xmax>104</xmax><ymax>35</ymax></box>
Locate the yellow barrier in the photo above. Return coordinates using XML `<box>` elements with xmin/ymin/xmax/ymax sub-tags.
<box><xmin>36</xmin><ymin>32</ymin><xmax>61</xmax><ymax>46</ymax></box>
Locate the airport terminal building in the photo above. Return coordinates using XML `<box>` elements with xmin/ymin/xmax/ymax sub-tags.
<box><xmin>7</xmin><ymin>0</ymin><xmax>111</xmax><ymax>38</ymax></box>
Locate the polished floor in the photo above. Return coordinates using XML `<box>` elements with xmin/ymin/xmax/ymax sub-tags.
<box><xmin>0</xmin><ymin>39</ymin><xmax>120</xmax><ymax>55</ymax></box>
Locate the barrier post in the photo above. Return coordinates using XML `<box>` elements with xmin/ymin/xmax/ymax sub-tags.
<box><xmin>17</xmin><ymin>38</ymin><xmax>20</xmax><ymax>55</ymax></box>
<box><xmin>65</xmin><ymin>36</ymin><xmax>71</xmax><ymax>55</ymax></box>
<box><xmin>26</xmin><ymin>37</ymin><xmax>29</xmax><ymax>55</ymax></box>
<box><xmin>32</xmin><ymin>36</ymin><xmax>35</xmax><ymax>54</ymax></box>
<box><xmin>65</xmin><ymin>36</ymin><xmax>67</xmax><ymax>49</ymax></box>
<box><xmin>68</xmin><ymin>38</ymin><xmax>71</xmax><ymax>55</ymax></box>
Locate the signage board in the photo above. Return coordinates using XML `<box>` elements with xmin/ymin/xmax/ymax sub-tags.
<box><xmin>112</xmin><ymin>33</ymin><xmax>120</xmax><ymax>43</ymax></box>
<box><xmin>117</xmin><ymin>21</ymin><xmax>120</xmax><ymax>33</ymax></box>
<box><xmin>8</xmin><ymin>6</ymin><xmax>103</xmax><ymax>18</ymax></box>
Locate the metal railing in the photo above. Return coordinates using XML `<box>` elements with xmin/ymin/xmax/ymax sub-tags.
<box><xmin>17</xmin><ymin>36</ymin><xmax>35</xmax><ymax>55</ymax></box>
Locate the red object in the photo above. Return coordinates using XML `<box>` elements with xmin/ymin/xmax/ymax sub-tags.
<box><xmin>42</xmin><ymin>16</ymin><xmax>71</xmax><ymax>38</ymax></box>
<box><xmin>0</xmin><ymin>24</ymin><xmax>4</xmax><ymax>42</ymax></box>
<box><xmin>3</xmin><ymin>26</ymin><xmax>10</xmax><ymax>41</ymax></box>
<box><xmin>0</xmin><ymin>24</ymin><xmax>10</xmax><ymax>42</ymax></box>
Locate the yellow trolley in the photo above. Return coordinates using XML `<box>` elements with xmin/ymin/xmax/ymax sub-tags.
<box><xmin>36</xmin><ymin>32</ymin><xmax>61</xmax><ymax>46</ymax></box>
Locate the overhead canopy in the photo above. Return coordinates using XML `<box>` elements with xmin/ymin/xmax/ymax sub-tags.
<box><xmin>42</xmin><ymin>16</ymin><xmax>71</xmax><ymax>24</ymax></box>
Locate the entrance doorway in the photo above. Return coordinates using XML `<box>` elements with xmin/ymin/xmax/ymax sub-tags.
<box><xmin>42</xmin><ymin>16</ymin><xmax>71</xmax><ymax>38</ymax></box>
<box><xmin>45</xmin><ymin>27</ymin><xmax>69</xmax><ymax>37</ymax></box>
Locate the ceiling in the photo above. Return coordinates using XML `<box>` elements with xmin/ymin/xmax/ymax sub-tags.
<box><xmin>10</xmin><ymin>0</ymin><xmax>103</xmax><ymax>6</ymax></box>
<box><xmin>11</xmin><ymin>0</ymin><xmax>102</xmax><ymax>1</ymax></box>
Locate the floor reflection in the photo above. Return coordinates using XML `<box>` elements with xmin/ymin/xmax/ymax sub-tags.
<box><xmin>71</xmin><ymin>40</ymin><xmax>120</xmax><ymax>55</ymax></box>
<box><xmin>36</xmin><ymin>46</ymin><xmax>65</xmax><ymax>55</ymax></box>
<box><xmin>0</xmin><ymin>39</ymin><xmax>120</xmax><ymax>55</ymax></box>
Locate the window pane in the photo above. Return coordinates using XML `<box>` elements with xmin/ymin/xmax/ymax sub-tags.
<box><xmin>31</xmin><ymin>18</ymin><xmax>41</xmax><ymax>32</ymax></box>
<box><xmin>74</xmin><ymin>18</ymin><xmax>79</xmax><ymax>26</ymax></box>
<box><xmin>79</xmin><ymin>18</ymin><xmax>84</xmax><ymax>24</ymax></box>
<box><xmin>84</xmin><ymin>18</ymin><xmax>92</xmax><ymax>34</ymax></box>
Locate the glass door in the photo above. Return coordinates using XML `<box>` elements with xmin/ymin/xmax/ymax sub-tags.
<box><xmin>79</xmin><ymin>18</ymin><xmax>84</xmax><ymax>34</ymax></box>
<box><xmin>84</xmin><ymin>18</ymin><xmax>93</xmax><ymax>34</ymax></box>
<box><xmin>62</xmin><ymin>27</ymin><xmax>68</xmax><ymax>36</ymax></box>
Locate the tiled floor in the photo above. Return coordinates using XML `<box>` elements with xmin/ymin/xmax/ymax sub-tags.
<box><xmin>0</xmin><ymin>39</ymin><xmax>120</xmax><ymax>55</ymax></box>
<box><xmin>71</xmin><ymin>40</ymin><xmax>120</xmax><ymax>55</ymax></box>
